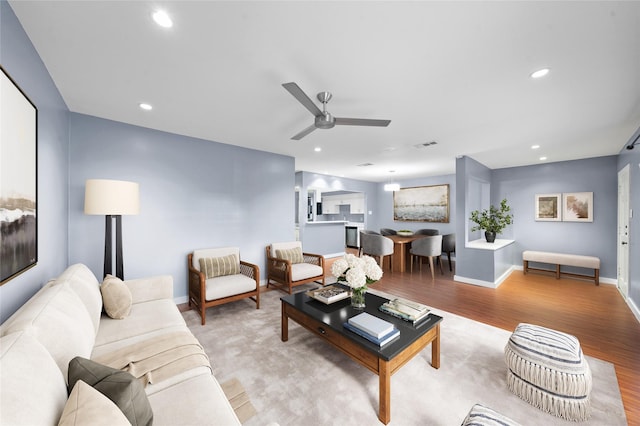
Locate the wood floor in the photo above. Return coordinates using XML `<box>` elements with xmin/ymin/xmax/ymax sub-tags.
<box><xmin>368</xmin><ymin>258</ymin><xmax>640</xmax><ymax>425</ymax></box>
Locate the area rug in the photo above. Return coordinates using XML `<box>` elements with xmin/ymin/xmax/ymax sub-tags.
<box><xmin>184</xmin><ymin>287</ymin><xmax>627</xmax><ymax>425</ymax></box>
<box><xmin>220</xmin><ymin>377</ymin><xmax>257</xmax><ymax>424</ymax></box>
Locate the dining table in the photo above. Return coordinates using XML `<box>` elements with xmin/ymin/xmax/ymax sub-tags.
<box><xmin>386</xmin><ymin>234</ymin><xmax>428</xmax><ymax>272</ymax></box>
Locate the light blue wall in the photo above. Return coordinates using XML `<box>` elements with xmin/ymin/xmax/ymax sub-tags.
<box><xmin>68</xmin><ymin>113</ymin><xmax>294</xmax><ymax>301</ymax></box>
<box><xmin>492</xmin><ymin>156</ymin><xmax>618</xmax><ymax>279</ymax></box>
<box><xmin>617</xmin><ymin>128</ymin><xmax>640</xmax><ymax>310</ymax></box>
<box><xmin>0</xmin><ymin>1</ymin><xmax>70</xmax><ymax>322</ymax></box>
<box><xmin>453</xmin><ymin>155</ymin><xmax>619</xmax><ymax>283</ymax></box>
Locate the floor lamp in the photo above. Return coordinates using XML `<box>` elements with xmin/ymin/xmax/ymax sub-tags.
<box><xmin>84</xmin><ymin>179</ymin><xmax>140</xmax><ymax>280</ymax></box>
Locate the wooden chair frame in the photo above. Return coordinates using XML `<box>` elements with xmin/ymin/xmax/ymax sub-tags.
<box><xmin>266</xmin><ymin>245</ymin><xmax>325</xmax><ymax>294</ymax></box>
<box><xmin>187</xmin><ymin>253</ymin><xmax>260</xmax><ymax>325</ymax></box>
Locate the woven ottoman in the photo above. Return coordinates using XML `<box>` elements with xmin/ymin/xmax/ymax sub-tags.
<box><xmin>461</xmin><ymin>403</ymin><xmax>521</xmax><ymax>426</ymax></box>
<box><xmin>504</xmin><ymin>323</ymin><xmax>592</xmax><ymax>421</ymax></box>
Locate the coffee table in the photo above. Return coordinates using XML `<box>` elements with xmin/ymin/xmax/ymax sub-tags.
<box><xmin>280</xmin><ymin>288</ymin><xmax>443</xmax><ymax>424</ymax></box>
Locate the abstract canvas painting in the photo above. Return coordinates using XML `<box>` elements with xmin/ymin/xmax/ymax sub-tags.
<box><xmin>1</xmin><ymin>67</ymin><xmax>37</xmax><ymax>283</ymax></box>
<box><xmin>563</xmin><ymin>192</ymin><xmax>593</xmax><ymax>222</ymax></box>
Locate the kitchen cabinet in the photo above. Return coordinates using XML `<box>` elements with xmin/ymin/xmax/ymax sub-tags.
<box><xmin>322</xmin><ymin>194</ymin><xmax>365</xmax><ymax>214</ymax></box>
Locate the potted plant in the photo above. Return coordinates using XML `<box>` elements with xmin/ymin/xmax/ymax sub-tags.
<box><xmin>469</xmin><ymin>198</ymin><xmax>513</xmax><ymax>242</ymax></box>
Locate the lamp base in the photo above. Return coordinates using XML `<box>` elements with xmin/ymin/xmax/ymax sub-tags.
<box><xmin>104</xmin><ymin>215</ymin><xmax>124</xmax><ymax>279</ymax></box>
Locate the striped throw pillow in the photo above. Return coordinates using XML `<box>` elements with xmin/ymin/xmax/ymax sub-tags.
<box><xmin>276</xmin><ymin>247</ymin><xmax>304</xmax><ymax>264</ymax></box>
<box><xmin>199</xmin><ymin>254</ymin><xmax>240</xmax><ymax>278</ymax></box>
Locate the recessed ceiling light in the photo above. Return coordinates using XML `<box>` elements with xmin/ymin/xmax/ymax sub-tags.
<box><xmin>314</xmin><ymin>147</ymin><xmax>321</xmax><ymax>152</ymax></box>
<box><xmin>139</xmin><ymin>103</ymin><xmax>152</xmax><ymax>111</ymax></box>
<box><xmin>539</xmin><ymin>156</ymin><xmax>547</xmax><ymax>161</ymax></box>
<box><xmin>152</xmin><ymin>10</ymin><xmax>173</xmax><ymax>28</ymax></box>
<box><xmin>531</xmin><ymin>144</ymin><xmax>540</xmax><ymax>150</ymax></box>
<box><xmin>530</xmin><ymin>68</ymin><xmax>550</xmax><ymax>79</ymax></box>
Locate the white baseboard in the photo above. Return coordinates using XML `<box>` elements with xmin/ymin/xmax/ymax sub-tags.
<box><xmin>624</xmin><ymin>292</ymin><xmax>640</xmax><ymax>324</ymax></box>
<box><xmin>454</xmin><ymin>266</ymin><xmax>515</xmax><ymax>289</ymax></box>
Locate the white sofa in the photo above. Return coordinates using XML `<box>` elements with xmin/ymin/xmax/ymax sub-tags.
<box><xmin>0</xmin><ymin>263</ymin><xmax>241</xmax><ymax>425</ymax></box>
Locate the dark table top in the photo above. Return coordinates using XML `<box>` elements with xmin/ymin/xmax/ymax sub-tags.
<box><xmin>281</xmin><ymin>285</ymin><xmax>443</xmax><ymax>361</ymax></box>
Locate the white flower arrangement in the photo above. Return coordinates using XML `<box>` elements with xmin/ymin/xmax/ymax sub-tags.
<box><xmin>331</xmin><ymin>253</ymin><xmax>383</xmax><ymax>290</ymax></box>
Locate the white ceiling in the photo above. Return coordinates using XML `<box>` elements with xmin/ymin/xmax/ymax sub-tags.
<box><xmin>9</xmin><ymin>1</ymin><xmax>640</xmax><ymax>182</ymax></box>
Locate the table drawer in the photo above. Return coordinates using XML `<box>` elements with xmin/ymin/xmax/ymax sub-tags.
<box><xmin>285</xmin><ymin>304</ymin><xmax>379</xmax><ymax>372</ymax></box>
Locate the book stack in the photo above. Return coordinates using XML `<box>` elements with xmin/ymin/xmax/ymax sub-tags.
<box><xmin>379</xmin><ymin>297</ymin><xmax>430</xmax><ymax>324</ymax></box>
<box><xmin>343</xmin><ymin>312</ymin><xmax>400</xmax><ymax>347</ymax></box>
<box><xmin>307</xmin><ymin>285</ymin><xmax>349</xmax><ymax>304</ymax></box>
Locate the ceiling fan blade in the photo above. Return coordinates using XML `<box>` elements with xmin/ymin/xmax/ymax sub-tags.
<box><xmin>282</xmin><ymin>82</ymin><xmax>323</xmax><ymax>117</ymax></box>
<box><xmin>291</xmin><ymin>124</ymin><xmax>317</xmax><ymax>140</ymax></box>
<box><xmin>335</xmin><ymin>117</ymin><xmax>391</xmax><ymax>127</ymax></box>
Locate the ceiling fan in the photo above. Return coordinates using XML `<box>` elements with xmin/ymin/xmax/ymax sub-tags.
<box><xmin>282</xmin><ymin>82</ymin><xmax>391</xmax><ymax>140</ymax></box>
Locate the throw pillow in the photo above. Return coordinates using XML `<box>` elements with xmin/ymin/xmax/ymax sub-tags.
<box><xmin>58</xmin><ymin>380</ymin><xmax>131</xmax><ymax>426</ymax></box>
<box><xmin>276</xmin><ymin>247</ymin><xmax>304</xmax><ymax>264</ymax></box>
<box><xmin>199</xmin><ymin>254</ymin><xmax>240</xmax><ymax>279</ymax></box>
<box><xmin>101</xmin><ymin>275</ymin><xmax>132</xmax><ymax>319</ymax></box>
<box><xmin>67</xmin><ymin>356</ymin><xmax>153</xmax><ymax>426</ymax></box>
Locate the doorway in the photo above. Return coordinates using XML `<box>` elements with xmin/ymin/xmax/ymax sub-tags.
<box><xmin>617</xmin><ymin>164</ymin><xmax>630</xmax><ymax>298</ymax></box>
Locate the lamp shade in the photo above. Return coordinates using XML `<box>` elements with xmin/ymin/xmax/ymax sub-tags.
<box><xmin>84</xmin><ymin>179</ymin><xmax>140</xmax><ymax>215</ymax></box>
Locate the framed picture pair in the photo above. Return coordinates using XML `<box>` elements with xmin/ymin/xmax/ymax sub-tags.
<box><xmin>535</xmin><ymin>192</ymin><xmax>593</xmax><ymax>222</ymax></box>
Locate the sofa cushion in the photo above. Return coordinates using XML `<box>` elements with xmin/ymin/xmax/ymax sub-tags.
<box><xmin>59</xmin><ymin>380</ymin><xmax>131</xmax><ymax>426</ymax></box>
<box><xmin>276</xmin><ymin>247</ymin><xmax>304</xmax><ymax>264</ymax></box>
<box><xmin>50</xmin><ymin>264</ymin><xmax>103</xmax><ymax>333</ymax></box>
<box><xmin>199</xmin><ymin>254</ymin><xmax>240</xmax><ymax>278</ymax></box>
<box><xmin>101</xmin><ymin>275</ymin><xmax>133</xmax><ymax>319</ymax></box>
<box><xmin>94</xmin><ymin>299</ymin><xmax>187</xmax><ymax>348</ymax></box>
<box><xmin>0</xmin><ymin>331</ymin><xmax>68</xmax><ymax>425</ymax></box>
<box><xmin>147</xmin><ymin>372</ymin><xmax>241</xmax><ymax>426</ymax></box>
<box><xmin>68</xmin><ymin>356</ymin><xmax>153</xmax><ymax>426</ymax></box>
<box><xmin>0</xmin><ymin>283</ymin><xmax>95</xmax><ymax>382</ymax></box>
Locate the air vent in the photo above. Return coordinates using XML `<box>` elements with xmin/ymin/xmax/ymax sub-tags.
<box><xmin>357</xmin><ymin>162</ymin><xmax>374</xmax><ymax>167</ymax></box>
<box><xmin>414</xmin><ymin>141</ymin><xmax>438</xmax><ymax>149</ymax></box>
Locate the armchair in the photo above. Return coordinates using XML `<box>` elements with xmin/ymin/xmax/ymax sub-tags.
<box><xmin>188</xmin><ymin>247</ymin><xmax>260</xmax><ymax>325</ymax></box>
<box><xmin>266</xmin><ymin>241</ymin><xmax>325</xmax><ymax>294</ymax></box>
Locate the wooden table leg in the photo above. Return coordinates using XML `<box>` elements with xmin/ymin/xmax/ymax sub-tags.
<box><xmin>431</xmin><ymin>324</ymin><xmax>440</xmax><ymax>369</ymax></box>
<box><xmin>281</xmin><ymin>302</ymin><xmax>289</xmax><ymax>342</ymax></box>
<box><xmin>378</xmin><ymin>359</ymin><xmax>391</xmax><ymax>424</ymax></box>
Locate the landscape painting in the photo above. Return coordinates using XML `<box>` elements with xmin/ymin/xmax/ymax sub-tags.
<box><xmin>393</xmin><ymin>184</ymin><xmax>449</xmax><ymax>222</ymax></box>
<box><xmin>1</xmin><ymin>67</ymin><xmax>37</xmax><ymax>284</ymax></box>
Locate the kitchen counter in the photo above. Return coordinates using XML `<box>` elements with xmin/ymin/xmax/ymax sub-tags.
<box><xmin>306</xmin><ymin>220</ymin><xmax>347</xmax><ymax>224</ymax></box>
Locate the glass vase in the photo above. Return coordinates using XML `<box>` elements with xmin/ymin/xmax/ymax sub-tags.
<box><xmin>351</xmin><ymin>287</ymin><xmax>366</xmax><ymax>309</ymax></box>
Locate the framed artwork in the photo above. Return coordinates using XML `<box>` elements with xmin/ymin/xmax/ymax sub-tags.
<box><xmin>393</xmin><ymin>184</ymin><xmax>449</xmax><ymax>222</ymax></box>
<box><xmin>535</xmin><ymin>193</ymin><xmax>561</xmax><ymax>221</ymax></box>
<box><xmin>1</xmin><ymin>66</ymin><xmax>38</xmax><ymax>284</ymax></box>
<box><xmin>563</xmin><ymin>192</ymin><xmax>593</xmax><ymax>222</ymax></box>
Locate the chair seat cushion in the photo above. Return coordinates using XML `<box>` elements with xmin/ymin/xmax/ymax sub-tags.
<box><xmin>205</xmin><ymin>274</ymin><xmax>257</xmax><ymax>301</ymax></box>
<box><xmin>291</xmin><ymin>263</ymin><xmax>323</xmax><ymax>282</ymax></box>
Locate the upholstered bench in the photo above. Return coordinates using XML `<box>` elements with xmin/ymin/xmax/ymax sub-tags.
<box><xmin>461</xmin><ymin>403</ymin><xmax>521</xmax><ymax>426</ymax></box>
<box><xmin>522</xmin><ymin>250</ymin><xmax>600</xmax><ymax>285</ymax></box>
<box><xmin>504</xmin><ymin>323</ymin><xmax>592</xmax><ymax>421</ymax></box>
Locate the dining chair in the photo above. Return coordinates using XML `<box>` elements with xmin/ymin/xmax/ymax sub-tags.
<box><xmin>415</xmin><ymin>229</ymin><xmax>439</xmax><ymax>236</ymax></box>
<box><xmin>380</xmin><ymin>228</ymin><xmax>397</xmax><ymax>236</ymax></box>
<box><xmin>359</xmin><ymin>229</ymin><xmax>380</xmax><ymax>256</ymax></box>
<box><xmin>361</xmin><ymin>233</ymin><xmax>394</xmax><ymax>272</ymax></box>
<box><xmin>442</xmin><ymin>233</ymin><xmax>456</xmax><ymax>271</ymax></box>
<box><xmin>410</xmin><ymin>235</ymin><xmax>443</xmax><ymax>279</ymax></box>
